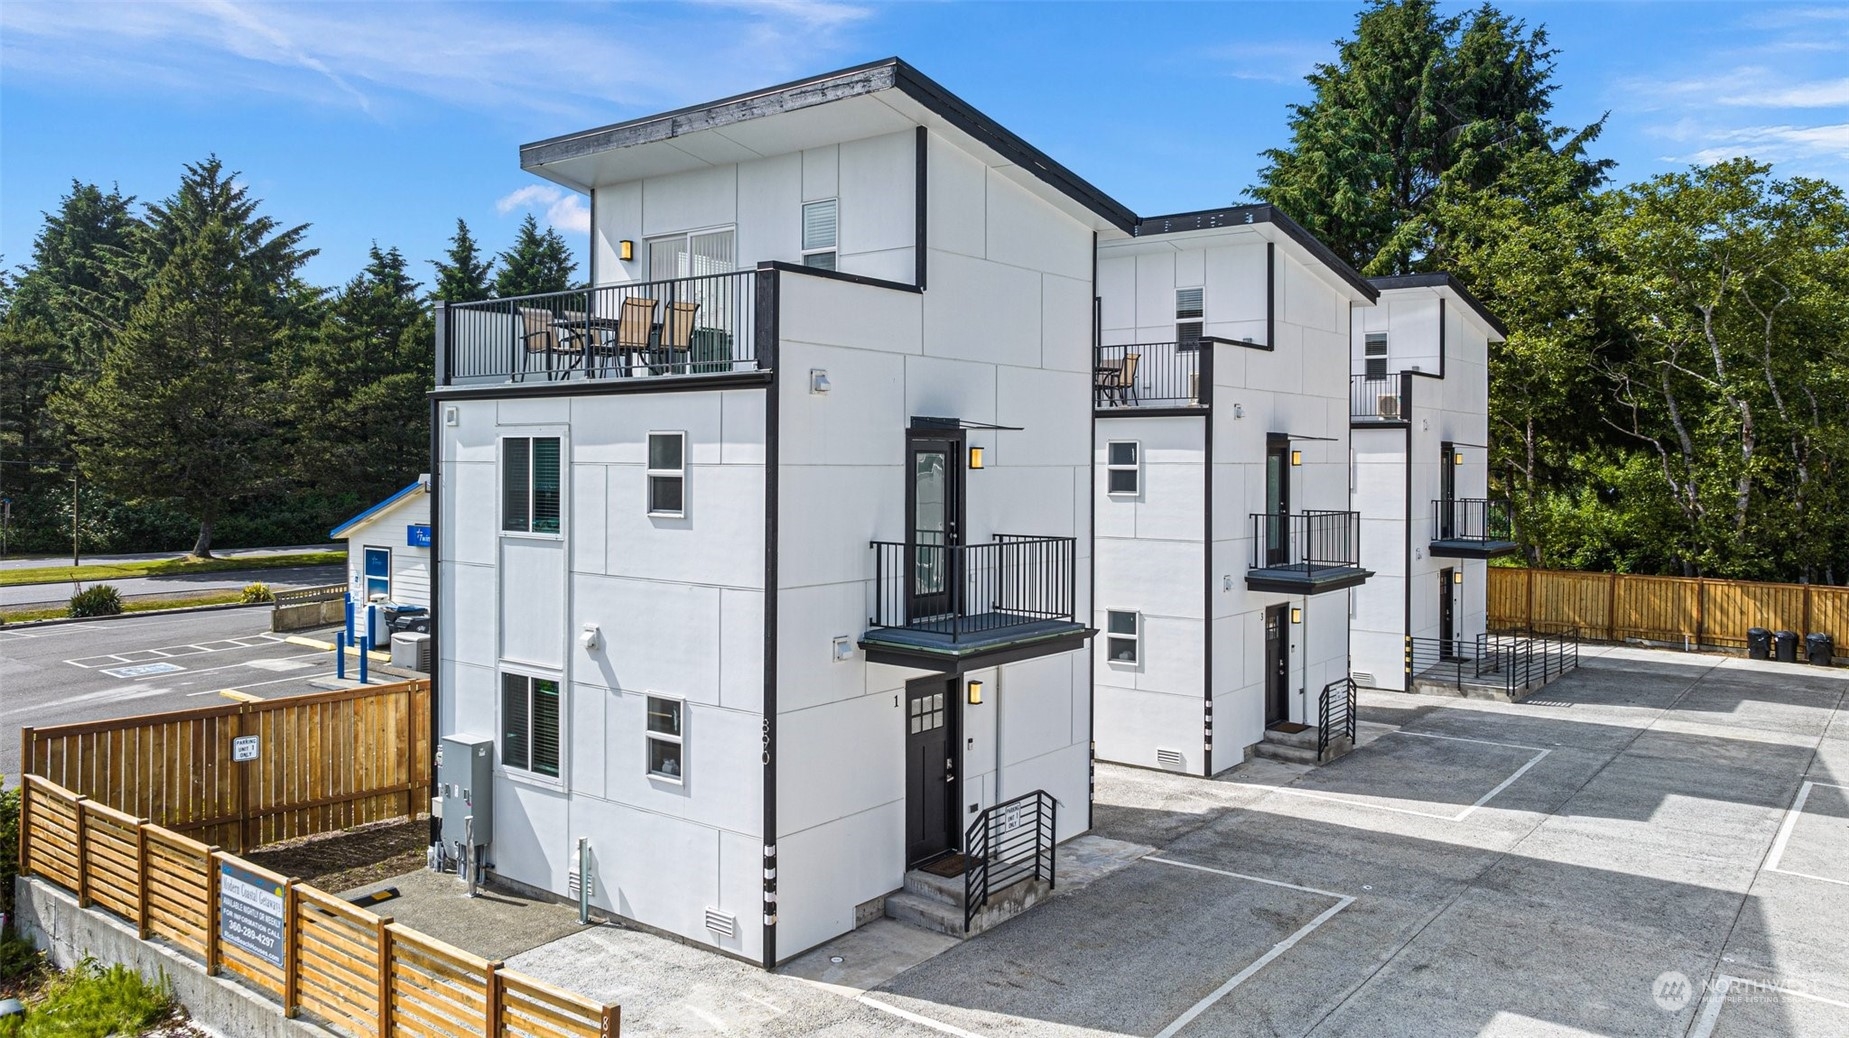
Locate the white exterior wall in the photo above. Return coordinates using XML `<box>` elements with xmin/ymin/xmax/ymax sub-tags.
<box><xmin>1349</xmin><ymin>290</ymin><xmax>1495</xmax><ymax>690</ymax></box>
<box><xmin>343</xmin><ymin>489</ymin><xmax>431</xmax><ymax>642</ymax></box>
<box><xmin>1094</xmin><ymin>232</ymin><xmax>1361</xmax><ymax>774</ymax></box>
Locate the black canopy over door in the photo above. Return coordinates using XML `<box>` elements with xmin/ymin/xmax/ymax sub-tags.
<box><xmin>907</xmin><ymin>432</ymin><xmax>965</xmax><ymax>621</ymax></box>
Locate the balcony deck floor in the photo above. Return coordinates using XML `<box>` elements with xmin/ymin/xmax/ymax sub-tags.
<box><xmin>860</xmin><ymin>614</ymin><xmax>1092</xmax><ymax>672</ymax></box>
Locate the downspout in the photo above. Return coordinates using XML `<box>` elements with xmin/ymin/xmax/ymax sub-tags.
<box><xmin>428</xmin><ymin>304</ymin><xmax>447</xmax><ymax>849</ymax></box>
<box><xmin>1201</xmin><ymin>343</ymin><xmax>1215</xmax><ymax>777</ymax></box>
<box><xmin>757</xmin><ymin>266</ymin><xmax>782</xmax><ymax>969</ymax></box>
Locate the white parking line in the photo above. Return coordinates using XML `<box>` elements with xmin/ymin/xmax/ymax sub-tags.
<box><xmin>1690</xmin><ymin>975</ymin><xmax>1849</xmax><ymax>1038</ymax></box>
<box><xmin>64</xmin><ymin>633</ymin><xmax>283</xmax><ymax>669</ymax></box>
<box><xmin>857</xmin><ymin>996</ymin><xmax>987</xmax><ymax>1038</ymax></box>
<box><xmin>1763</xmin><ymin>781</ymin><xmax>1849</xmax><ymax>887</ymax></box>
<box><xmin>1268</xmin><ymin>730</ymin><xmax>1551</xmax><ymax>821</ymax></box>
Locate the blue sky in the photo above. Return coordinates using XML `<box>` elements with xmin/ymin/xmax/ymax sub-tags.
<box><xmin>3</xmin><ymin>1</ymin><xmax>1846</xmax><ymax>287</ymax></box>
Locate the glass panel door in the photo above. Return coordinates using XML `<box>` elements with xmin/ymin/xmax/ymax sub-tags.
<box><xmin>1265</xmin><ymin>437</ymin><xmax>1290</xmax><ymax>566</ymax></box>
<box><xmin>907</xmin><ymin>435</ymin><xmax>961</xmax><ymax>621</ymax></box>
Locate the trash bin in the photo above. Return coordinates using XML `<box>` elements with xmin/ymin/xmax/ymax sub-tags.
<box><xmin>1747</xmin><ymin>627</ymin><xmax>1771</xmax><ymax>660</ymax></box>
<box><xmin>385</xmin><ymin>604</ymin><xmax>430</xmax><ymax>635</ymax></box>
<box><xmin>1807</xmin><ymin>632</ymin><xmax>1834</xmax><ymax>666</ymax></box>
<box><xmin>1774</xmin><ymin>630</ymin><xmax>1799</xmax><ymax>663</ymax></box>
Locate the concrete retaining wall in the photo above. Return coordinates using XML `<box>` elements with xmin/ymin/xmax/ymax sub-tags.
<box><xmin>271</xmin><ymin>600</ymin><xmax>344</xmax><ymax>632</ymax></box>
<box><xmin>12</xmin><ymin>876</ymin><xmax>333</xmax><ymax>1038</ymax></box>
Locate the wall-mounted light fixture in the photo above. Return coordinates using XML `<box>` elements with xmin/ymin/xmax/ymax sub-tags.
<box><xmin>832</xmin><ymin>636</ymin><xmax>853</xmax><ymax>661</ymax></box>
<box><xmin>580</xmin><ymin>623</ymin><xmax>602</xmax><ymax>653</ymax></box>
<box><xmin>1290</xmin><ymin>449</ymin><xmax>1303</xmax><ymax>467</ymax></box>
<box><xmin>619</xmin><ymin>240</ymin><xmax>635</xmax><ymax>262</ymax></box>
<box><xmin>968</xmin><ymin>446</ymin><xmax>985</xmax><ymax>470</ymax></box>
<box><xmin>1454</xmin><ymin>570</ymin><xmax>1464</xmax><ymax>584</ymax></box>
<box><xmin>966</xmin><ymin>679</ymin><xmax>984</xmax><ymax>705</ymax></box>
<box><xmin>1232</xmin><ymin>403</ymin><xmax>1245</xmax><ymax>419</ymax></box>
<box><xmin>1454</xmin><ymin>451</ymin><xmax>1464</xmax><ymax>466</ymax></box>
<box><xmin>1290</xmin><ymin>606</ymin><xmax>1303</xmax><ymax>624</ymax></box>
<box><xmin>809</xmin><ymin>369</ymin><xmax>830</xmax><ymax>395</ymax></box>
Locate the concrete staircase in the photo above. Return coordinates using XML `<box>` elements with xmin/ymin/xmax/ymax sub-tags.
<box><xmin>883</xmin><ymin>862</ymin><xmax>1051</xmax><ymax>938</ymax></box>
<box><xmin>1253</xmin><ymin>723</ymin><xmax>1353</xmax><ymax>765</ymax></box>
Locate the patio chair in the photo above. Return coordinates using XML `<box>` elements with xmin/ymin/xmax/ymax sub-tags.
<box><xmin>1095</xmin><ymin>353</ymin><xmax>1140</xmax><ymax>406</ymax></box>
<box><xmin>517</xmin><ymin>307</ymin><xmax>569</xmax><ymax>381</ymax></box>
<box><xmin>616</xmin><ymin>296</ymin><xmax>657</xmax><ymax>376</ymax></box>
<box><xmin>557</xmin><ymin>309</ymin><xmax>597</xmax><ymax>375</ymax></box>
<box><xmin>657</xmin><ymin>300</ymin><xmax>700</xmax><ymax>374</ymax></box>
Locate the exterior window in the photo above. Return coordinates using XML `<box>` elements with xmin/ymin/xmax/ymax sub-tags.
<box><xmin>1364</xmin><ymin>332</ymin><xmax>1389</xmax><ymax>379</ymax></box>
<box><xmin>501</xmin><ymin>673</ymin><xmax>561</xmax><ymax>778</ymax></box>
<box><xmin>647</xmin><ymin>228</ymin><xmax>735</xmax><ymax>280</ymax></box>
<box><xmin>648</xmin><ymin>432</ymin><xmax>686</xmax><ymax>516</ymax></box>
<box><xmin>1107</xmin><ymin>441</ymin><xmax>1140</xmax><ymax>495</ymax></box>
<box><xmin>1106</xmin><ymin>610</ymin><xmax>1139</xmax><ymax>664</ymax></box>
<box><xmin>802</xmin><ymin>199</ymin><xmax>838</xmax><ymax>271</ymax></box>
<box><xmin>646</xmin><ymin>696</ymin><xmax>684</xmax><ymax>781</ymax></box>
<box><xmin>502</xmin><ymin>437</ymin><xmax>561</xmax><ymax>535</ymax></box>
<box><xmin>363</xmin><ymin>547</ymin><xmax>391</xmax><ymax>601</ymax></box>
<box><xmin>1176</xmin><ymin>287</ymin><xmax>1204</xmax><ymax>346</ymax></box>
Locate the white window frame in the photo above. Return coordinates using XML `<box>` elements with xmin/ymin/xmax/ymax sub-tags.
<box><xmin>645</xmin><ymin>225</ymin><xmax>737</xmax><ymax>281</ymax></box>
<box><xmin>501</xmin><ymin>435</ymin><xmax>564</xmax><ymax>538</ymax></box>
<box><xmin>1176</xmin><ymin>286</ymin><xmax>1204</xmax><ymax>346</ymax></box>
<box><xmin>1106</xmin><ymin>610</ymin><xmax>1140</xmax><ymax>666</ymax></box>
<box><xmin>363</xmin><ymin>546</ymin><xmax>392</xmax><ymax>602</ymax></box>
<box><xmin>647</xmin><ymin>430</ymin><xmax>687</xmax><ymax>517</ymax></box>
<box><xmin>500</xmin><ymin>670</ymin><xmax>563</xmax><ymax>783</ymax></box>
<box><xmin>1106</xmin><ymin>440</ymin><xmax>1141</xmax><ymax>497</ymax></box>
<box><xmin>1364</xmin><ymin>332</ymin><xmax>1389</xmax><ymax>379</ymax></box>
<box><xmin>645</xmin><ymin>695</ymin><xmax>685</xmax><ymax>784</ymax></box>
<box><xmin>801</xmin><ymin>198</ymin><xmax>838</xmax><ymax>271</ymax></box>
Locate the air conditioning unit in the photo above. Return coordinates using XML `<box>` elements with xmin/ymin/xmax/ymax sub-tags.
<box><xmin>1378</xmin><ymin>394</ymin><xmax>1401</xmax><ymax>419</ymax></box>
<box><xmin>392</xmin><ymin>632</ymin><xmax>432</xmax><ymax>672</ymax></box>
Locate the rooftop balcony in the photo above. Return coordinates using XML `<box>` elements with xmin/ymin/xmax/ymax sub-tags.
<box><xmin>1351</xmin><ymin>373</ymin><xmax>1410</xmax><ymax>424</ymax></box>
<box><xmin>1247</xmin><ymin>510</ymin><xmax>1372</xmax><ymax>594</ymax></box>
<box><xmin>1431</xmin><ymin>498</ymin><xmax>1520</xmax><ymax>559</ymax></box>
<box><xmin>861</xmin><ymin>535</ymin><xmax>1089</xmax><ymax>672</ymax></box>
<box><xmin>437</xmin><ymin>269</ymin><xmax>766</xmax><ymax>387</ymax></box>
<box><xmin>1094</xmin><ymin>342</ymin><xmax>1209</xmax><ymax>411</ymax></box>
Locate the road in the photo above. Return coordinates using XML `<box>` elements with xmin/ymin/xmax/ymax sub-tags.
<box><xmin>1</xmin><ymin>563</ymin><xmax>347</xmax><ymax>609</ymax></box>
<box><xmin>1</xmin><ymin>609</ymin><xmax>352</xmax><ymax>783</ymax></box>
<box><xmin>0</xmin><ymin>543</ymin><xmax>342</xmax><ymax>572</ymax></box>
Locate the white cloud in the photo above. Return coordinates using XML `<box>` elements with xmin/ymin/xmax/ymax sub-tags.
<box><xmin>1719</xmin><ymin>78</ymin><xmax>1849</xmax><ymax>109</ymax></box>
<box><xmin>1203</xmin><ymin>40</ymin><xmax>1328</xmax><ymax>85</ymax></box>
<box><xmin>496</xmin><ymin>185</ymin><xmax>590</xmax><ymax>236</ymax></box>
<box><xmin>1682</xmin><ymin>123</ymin><xmax>1849</xmax><ymax>166</ymax></box>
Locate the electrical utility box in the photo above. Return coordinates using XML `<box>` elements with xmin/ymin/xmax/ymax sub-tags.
<box><xmin>439</xmin><ymin>734</ymin><xmax>494</xmax><ymax>848</ymax></box>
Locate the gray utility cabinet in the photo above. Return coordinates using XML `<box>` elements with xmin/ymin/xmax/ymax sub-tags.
<box><xmin>439</xmin><ymin>733</ymin><xmax>494</xmax><ymax>849</ymax></box>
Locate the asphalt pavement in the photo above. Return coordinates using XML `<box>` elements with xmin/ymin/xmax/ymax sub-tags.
<box><xmin>1</xmin><ymin>609</ymin><xmax>353</xmax><ymax>783</ymax></box>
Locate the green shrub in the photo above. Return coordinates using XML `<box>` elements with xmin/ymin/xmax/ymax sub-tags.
<box><xmin>240</xmin><ymin>582</ymin><xmax>275</xmax><ymax>604</ymax></box>
<box><xmin>0</xmin><ymin>785</ymin><xmax>16</xmax><ymax>921</ymax></box>
<box><xmin>0</xmin><ymin>957</ymin><xmax>173</xmax><ymax>1038</ymax></box>
<box><xmin>0</xmin><ymin>931</ymin><xmax>41</xmax><ymax>986</ymax></box>
<box><xmin>67</xmin><ymin>585</ymin><xmax>122</xmax><ymax>618</ymax></box>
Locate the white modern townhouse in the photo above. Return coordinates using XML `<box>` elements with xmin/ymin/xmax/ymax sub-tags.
<box><xmin>1347</xmin><ymin>274</ymin><xmax>1515</xmax><ymax>693</ymax></box>
<box><xmin>1091</xmin><ymin>208</ymin><xmax>1380</xmax><ymax>775</ymax></box>
<box><xmin>427</xmin><ymin>59</ymin><xmax>1124</xmax><ymax>967</ymax></box>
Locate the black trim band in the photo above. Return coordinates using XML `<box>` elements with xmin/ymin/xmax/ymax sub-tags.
<box><xmin>430</xmin><ymin>371</ymin><xmax>772</xmax><ymax>402</ymax></box>
<box><xmin>1369</xmin><ymin>272</ymin><xmax>1507</xmax><ymax>338</ymax></box>
<box><xmin>758</xmin><ymin>259</ymin><xmax>923</xmax><ymax>295</ymax></box>
<box><xmin>1134</xmin><ymin>204</ymin><xmax>1378</xmax><ymax>303</ymax></box>
<box><xmin>759</xmin><ymin>266</ymin><xmax>781</xmax><ymax>969</ymax></box>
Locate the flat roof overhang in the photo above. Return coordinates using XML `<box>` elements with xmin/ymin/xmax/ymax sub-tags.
<box><xmin>859</xmin><ymin>620</ymin><xmax>1094</xmax><ymax>675</ymax></box>
<box><xmin>1246</xmin><ymin>566</ymin><xmax>1375</xmax><ymax>595</ymax></box>
<box><xmin>1430</xmin><ymin>539</ymin><xmax>1521</xmax><ymax>560</ymax></box>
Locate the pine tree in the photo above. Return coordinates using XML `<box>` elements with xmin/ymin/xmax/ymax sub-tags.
<box><xmin>494</xmin><ymin>214</ymin><xmax>577</xmax><ymax>298</ymax></box>
<box><xmin>430</xmin><ymin>218</ymin><xmax>495</xmax><ymax>303</ymax></box>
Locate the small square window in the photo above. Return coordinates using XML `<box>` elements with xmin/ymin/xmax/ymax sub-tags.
<box><xmin>646</xmin><ymin>696</ymin><xmax>684</xmax><ymax>781</ymax></box>
<box><xmin>648</xmin><ymin>431</ymin><xmax>686</xmax><ymax>517</ymax></box>
<box><xmin>1106</xmin><ymin>610</ymin><xmax>1139</xmax><ymax>664</ymax></box>
<box><xmin>1107</xmin><ymin>441</ymin><xmax>1140</xmax><ymax>496</ymax></box>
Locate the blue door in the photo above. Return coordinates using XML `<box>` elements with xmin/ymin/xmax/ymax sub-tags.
<box><xmin>364</xmin><ymin>547</ymin><xmax>391</xmax><ymax>601</ymax></box>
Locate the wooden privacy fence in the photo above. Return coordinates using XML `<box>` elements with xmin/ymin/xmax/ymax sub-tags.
<box><xmin>19</xmin><ymin>775</ymin><xmax>619</xmax><ymax>1038</ymax></box>
<box><xmin>20</xmin><ymin>680</ymin><xmax>431</xmax><ymax>854</ymax></box>
<box><xmin>1489</xmin><ymin>567</ymin><xmax>1849</xmax><ymax>653</ymax></box>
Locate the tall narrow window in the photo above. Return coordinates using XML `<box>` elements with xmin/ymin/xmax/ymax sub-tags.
<box><xmin>646</xmin><ymin>696</ymin><xmax>684</xmax><ymax>781</ymax></box>
<box><xmin>648</xmin><ymin>431</ymin><xmax>686</xmax><ymax>516</ymax></box>
<box><xmin>1106</xmin><ymin>610</ymin><xmax>1140</xmax><ymax>664</ymax></box>
<box><xmin>502</xmin><ymin>437</ymin><xmax>562</xmax><ymax>535</ymax></box>
<box><xmin>363</xmin><ymin>547</ymin><xmax>391</xmax><ymax>600</ymax></box>
<box><xmin>802</xmin><ymin>199</ymin><xmax>838</xmax><ymax>270</ymax></box>
<box><xmin>1364</xmin><ymin>332</ymin><xmax>1389</xmax><ymax>378</ymax></box>
<box><xmin>1107</xmin><ymin>441</ymin><xmax>1140</xmax><ymax>495</ymax></box>
<box><xmin>501</xmin><ymin>673</ymin><xmax>561</xmax><ymax>778</ymax></box>
<box><xmin>1176</xmin><ymin>287</ymin><xmax>1204</xmax><ymax>346</ymax></box>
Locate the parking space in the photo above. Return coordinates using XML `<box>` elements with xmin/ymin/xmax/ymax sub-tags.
<box><xmin>1274</xmin><ymin>729</ymin><xmax>1550</xmax><ymax>821</ymax></box>
<box><xmin>1765</xmin><ymin>781</ymin><xmax>1849</xmax><ymax>887</ymax></box>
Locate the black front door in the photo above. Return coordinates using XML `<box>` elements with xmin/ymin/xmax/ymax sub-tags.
<box><xmin>907</xmin><ymin>433</ymin><xmax>964</xmax><ymax>621</ymax></box>
<box><xmin>1264</xmin><ymin>605</ymin><xmax>1290</xmax><ymax>724</ymax></box>
<box><xmin>1438</xmin><ymin>569</ymin><xmax>1456</xmax><ymax>659</ymax></box>
<box><xmin>905</xmin><ymin>678</ymin><xmax>957</xmax><ymax>866</ymax></box>
<box><xmin>1265</xmin><ymin>436</ymin><xmax>1291</xmax><ymax>566</ymax></box>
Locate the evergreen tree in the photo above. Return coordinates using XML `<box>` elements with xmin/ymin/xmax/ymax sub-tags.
<box><xmin>493</xmin><ymin>214</ymin><xmax>577</xmax><ymax>297</ymax></box>
<box><xmin>1252</xmin><ymin>0</ymin><xmax>1610</xmax><ymax>275</ymax></box>
<box><xmin>430</xmin><ymin>218</ymin><xmax>496</xmax><ymax>302</ymax></box>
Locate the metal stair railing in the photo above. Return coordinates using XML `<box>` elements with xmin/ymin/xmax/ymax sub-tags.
<box><xmin>961</xmin><ymin>789</ymin><xmax>1056</xmax><ymax>933</ymax></box>
<box><xmin>1318</xmin><ymin>677</ymin><xmax>1358</xmax><ymax>760</ymax></box>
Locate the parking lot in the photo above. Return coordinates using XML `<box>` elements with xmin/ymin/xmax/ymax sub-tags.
<box><xmin>496</xmin><ymin>643</ymin><xmax>1847</xmax><ymax>1038</ymax></box>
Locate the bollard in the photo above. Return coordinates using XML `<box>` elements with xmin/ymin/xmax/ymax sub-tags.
<box><xmin>358</xmin><ymin>636</ymin><xmax>369</xmax><ymax>684</ymax></box>
<box><xmin>367</xmin><ymin>605</ymin><xmax>379</xmax><ymax>652</ymax></box>
<box><xmin>336</xmin><ymin>632</ymin><xmax>348</xmax><ymax>680</ymax></box>
<box><xmin>578</xmin><ymin>837</ymin><xmax>590</xmax><ymax>925</ymax></box>
<box><xmin>344</xmin><ymin>594</ymin><xmax>356</xmax><ymax>647</ymax></box>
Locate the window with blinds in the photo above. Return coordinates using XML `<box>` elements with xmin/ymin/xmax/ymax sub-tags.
<box><xmin>501</xmin><ymin>673</ymin><xmax>561</xmax><ymax>778</ymax></box>
<box><xmin>647</xmin><ymin>431</ymin><xmax>686</xmax><ymax>516</ymax></box>
<box><xmin>502</xmin><ymin>436</ymin><xmax>562</xmax><ymax>535</ymax></box>
<box><xmin>647</xmin><ymin>229</ymin><xmax>735</xmax><ymax>280</ymax></box>
<box><xmin>1364</xmin><ymin>332</ymin><xmax>1389</xmax><ymax>378</ymax></box>
<box><xmin>802</xmin><ymin>199</ymin><xmax>837</xmax><ymax>271</ymax></box>
<box><xmin>1176</xmin><ymin>287</ymin><xmax>1204</xmax><ymax>345</ymax></box>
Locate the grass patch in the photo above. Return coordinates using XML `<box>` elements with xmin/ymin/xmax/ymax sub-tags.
<box><xmin>0</xmin><ymin>590</ymin><xmax>258</xmax><ymax>625</ymax></box>
<box><xmin>0</xmin><ymin>551</ymin><xmax>345</xmax><ymax>588</ymax></box>
<box><xmin>0</xmin><ymin>956</ymin><xmax>173</xmax><ymax>1038</ymax></box>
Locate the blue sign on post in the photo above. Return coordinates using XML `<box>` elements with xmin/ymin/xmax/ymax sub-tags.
<box><xmin>407</xmin><ymin>523</ymin><xmax>432</xmax><ymax>548</ymax></box>
<box><xmin>219</xmin><ymin>863</ymin><xmax>286</xmax><ymax>967</ymax></box>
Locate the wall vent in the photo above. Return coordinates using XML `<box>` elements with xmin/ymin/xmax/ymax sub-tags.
<box><xmin>705</xmin><ymin>908</ymin><xmax>737</xmax><ymax>937</ymax></box>
<box><xmin>1155</xmin><ymin>748</ymin><xmax>1186</xmax><ymax>770</ymax></box>
<box><xmin>1353</xmin><ymin>671</ymin><xmax>1377</xmax><ymax>688</ymax></box>
<box><xmin>567</xmin><ymin>869</ymin><xmax>592</xmax><ymax>899</ymax></box>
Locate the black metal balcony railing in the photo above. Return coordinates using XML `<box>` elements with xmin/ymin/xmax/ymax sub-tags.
<box><xmin>1250</xmin><ymin>510</ymin><xmax>1362</xmax><ymax>572</ymax></box>
<box><xmin>868</xmin><ymin>536</ymin><xmax>1076</xmax><ymax>642</ymax></box>
<box><xmin>1351</xmin><ymin>373</ymin><xmax>1409</xmax><ymax>421</ymax></box>
<box><xmin>1433</xmin><ymin>498</ymin><xmax>1514</xmax><ymax>543</ymax></box>
<box><xmin>440</xmin><ymin>269</ymin><xmax>763</xmax><ymax>384</ymax></box>
<box><xmin>1095</xmin><ymin>342</ymin><xmax>1210</xmax><ymax>409</ymax></box>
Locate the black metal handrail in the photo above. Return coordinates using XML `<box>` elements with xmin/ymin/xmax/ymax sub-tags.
<box><xmin>962</xmin><ymin>789</ymin><xmax>1056</xmax><ymax>933</ymax></box>
<box><xmin>1351</xmin><ymin>373</ymin><xmax>1410</xmax><ymax>421</ymax></box>
<box><xmin>1095</xmin><ymin>342</ymin><xmax>1211</xmax><ymax>409</ymax></box>
<box><xmin>1406</xmin><ymin>625</ymin><xmax>1581</xmax><ymax>695</ymax></box>
<box><xmin>1250</xmin><ymin>510</ymin><xmax>1362</xmax><ymax>571</ymax></box>
<box><xmin>1317</xmin><ymin>677</ymin><xmax>1357</xmax><ymax>760</ymax></box>
<box><xmin>1433</xmin><ymin>498</ymin><xmax>1514</xmax><ymax>543</ymax></box>
<box><xmin>440</xmin><ymin>269</ymin><xmax>764</xmax><ymax>384</ymax></box>
<box><xmin>868</xmin><ymin>536</ymin><xmax>1076</xmax><ymax>642</ymax></box>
